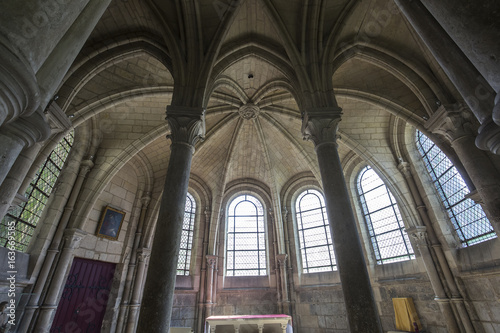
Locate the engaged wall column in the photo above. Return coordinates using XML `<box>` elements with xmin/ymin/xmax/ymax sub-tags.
<box><xmin>302</xmin><ymin>108</ymin><xmax>382</xmax><ymax>333</ymax></box>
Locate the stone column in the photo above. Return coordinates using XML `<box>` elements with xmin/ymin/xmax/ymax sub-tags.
<box><xmin>276</xmin><ymin>254</ymin><xmax>289</xmax><ymax>313</ymax></box>
<box><xmin>407</xmin><ymin>227</ymin><xmax>461</xmax><ymax>332</ymax></box>
<box><xmin>34</xmin><ymin>229</ymin><xmax>86</xmax><ymax>332</ymax></box>
<box><xmin>205</xmin><ymin>255</ymin><xmax>218</xmax><ymax>305</ymax></box>
<box><xmin>136</xmin><ymin>106</ymin><xmax>205</xmax><ymax>332</ymax></box>
<box><xmin>0</xmin><ymin>113</ymin><xmax>50</xmax><ymax>187</ymax></box>
<box><xmin>302</xmin><ymin>108</ymin><xmax>382</xmax><ymax>333</ymax></box>
<box><xmin>125</xmin><ymin>248</ymin><xmax>151</xmax><ymax>333</ymax></box>
<box><xmin>416</xmin><ymin>0</ymin><xmax>500</xmax><ymax>125</ymax></box>
<box><xmin>394</xmin><ymin>0</ymin><xmax>500</xmax><ymax>155</ymax></box>
<box><xmin>258</xmin><ymin>324</ymin><xmax>264</xmax><ymax>333</ymax></box>
<box><xmin>0</xmin><ymin>142</ymin><xmax>41</xmax><ymax>219</ymax></box>
<box><xmin>116</xmin><ymin>196</ymin><xmax>150</xmax><ymax>333</ymax></box>
<box><xmin>18</xmin><ymin>160</ymin><xmax>93</xmax><ymax>333</ymax></box>
<box><xmin>398</xmin><ymin>162</ymin><xmax>475</xmax><ymax>333</ymax></box>
<box><xmin>425</xmin><ymin>105</ymin><xmax>500</xmax><ymax>234</ymax></box>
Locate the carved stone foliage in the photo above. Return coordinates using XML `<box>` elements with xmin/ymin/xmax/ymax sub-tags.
<box><xmin>425</xmin><ymin>105</ymin><xmax>476</xmax><ymax>143</ymax></box>
<box><xmin>166</xmin><ymin>106</ymin><xmax>206</xmax><ymax>147</ymax></box>
<box><xmin>239</xmin><ymin>103</ymin><xmax>260</xmax><ymax>120</ymax></box>
<box><xmin>301</xmin><ymin>107</ymin><xmax>343</xmax><ymax>147</ymax></box>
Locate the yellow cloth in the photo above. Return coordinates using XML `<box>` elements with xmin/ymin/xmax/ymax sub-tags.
<box><xmin>393</xmin><ymin>297</ymin><xmax>422</xmax><ymax>332</ymax></box>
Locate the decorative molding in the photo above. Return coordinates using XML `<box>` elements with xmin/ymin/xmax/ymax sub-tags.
<box><xmin>166</xmin><ymin>106</ymin><xmax>205</xmax><ymax>147</ymax></box>
<box><xmin>301</xmin><ymin>107</ymin><xmax>343</xmax><ymax>147</ymax></box>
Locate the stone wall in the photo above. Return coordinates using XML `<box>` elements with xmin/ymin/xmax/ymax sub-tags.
<box><xmin>293</xmin><ymin>285</ymin><xmax>347</xmax><ymax>333</ymax></box>
<box><xmin>171</xmin><ymin>291</ymin><xmax>198</xmax><ymax>328</ymax></box>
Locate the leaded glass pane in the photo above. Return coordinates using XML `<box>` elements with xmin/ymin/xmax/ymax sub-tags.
<box><xmin>0</xmin><ymin>131</ymin><xmax>74</xmax><ymax>252</ymax></box>
<box><xmin>295</xmin><ymin>189</ymin><xmax>337</xmax><ymax>273</ymax></box>
<box><xmin>226</xmin><ymin>194</ymin><xmax>267</xmax><ymax>276</ymax></box>
<box><xmin>416</xmin><ymin>130</ymin><xmax>496</xmax><ymax>246</ymax></box>
<box><xmin>357</xmin><ymin>166</ymin><xmax>414</xmax><ymax>265</ymax></box>
<box><xmin>177</xmin><ymin>192</ymin><xmax>196</xmax><ymax>275</ymax></box>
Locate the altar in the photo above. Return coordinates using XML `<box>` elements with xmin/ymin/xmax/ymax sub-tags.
<box><xmin>205</xmin><ymin>315</ymin><xmax>292</xmax><ymax>333</ymax></box>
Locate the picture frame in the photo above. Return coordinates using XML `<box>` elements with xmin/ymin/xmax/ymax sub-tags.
<box><xmin>96</xmin><ymin>206</ymin><xmax>126</xmax><ymax>241</ymax></box>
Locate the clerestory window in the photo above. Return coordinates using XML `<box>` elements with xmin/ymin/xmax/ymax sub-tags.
<box><xmin>177</xmin><ymin>192</ymin><xmax>196</xmax><ymax>275</ymax></box>
<box><xmin>0</xmin><ymin>131</ymin><xmax>74</xmax><ymax>252</ymax></box>
<box><xmin>416</xmin><ymin>130</ymin><xmax>496</xmax><ymax>246</ymax></box>
<box><xmin>226</xmin><ymin>194</ymin><xmax>267</xmax><ymax>276</ymax></box>
<box><xmin>295</xmin><ymin>189</ymin><xmax>337</xmax><ymax>273</ymax></box>
<box><xmin>357</xmin><ymin>166</ymin><xmax>415</xmax><ymax>264</ymax></box>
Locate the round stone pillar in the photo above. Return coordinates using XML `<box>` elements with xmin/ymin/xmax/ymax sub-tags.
<box><xmin>302</xmin><ymin>108</ymin><xmax>382</xmax><ymax>333</ymax></box>
<box><xmin>417</xmin><ymin>0</ymin><xmax>500</xmax><ymax>125</ymax></box>
<box><xmin>0</xmin><ymin>112</ymin><xmax>51</xmax><ymax>187</ymax></box>
<box><xmin>394</xmin><ymin>0</ymin><xmax>500</xmax><ymax>155</ymax></box>
<box><xmin>136</xmin><ymin>106</ymin><xmax>205</xmax><ymax>332</ymax></box>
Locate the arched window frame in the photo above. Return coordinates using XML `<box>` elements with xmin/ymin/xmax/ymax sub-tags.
<box><xmin>415</xmin><ymin>130</ymin><xmax>495</xmax><ymax>246</ymax></box>
<box><xmin>225</xmin><ymin>194</ymin><xmax>267</xmax><ymax>277</ymax></box>
<box><xmin>0</xmin><ymin>130</ymin><xmax>74</xmax><ymax>252</ymax></box>
<box><xmin>294</xmin><ymin>189</ymin><xmax>337</xmax><ymax>273</ymax></box>
<box><xmin>356</xmin><ymin>166</ymin><xmax>415</xmax><ymax>264</ymax></box>
<box><xmin>177</xmin><ymin>192</ymin><xmax>196</xmax><ymax>276</ymax></box>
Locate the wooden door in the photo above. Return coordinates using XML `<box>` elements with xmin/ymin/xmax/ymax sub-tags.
<box><xmin>50</xmin><ymin>258</ymin><xmax>116</xmax><ymax>333</ymax></box>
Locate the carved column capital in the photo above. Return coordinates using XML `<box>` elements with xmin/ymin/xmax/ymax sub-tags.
<box><xmin>425</xmin><ymin>105</ymin><xmax>476</xmax><ymax>143</ymax></box>
<box><xmin>137</xmin><ymin>248</ymin><xmax>151</xmax><ymax>262</ymax></box>
<box><xmin>407</xmin><ymin>226</ymin><xmax>428</xmax><ymax>246</ymax></box>
<box><xmin>62</xmin><ymin>229</ymin><xmax>86</xmax><ymax>249</ymax></box>
<box><xmin>301</xmin><ymin>107</ymin><xmax>343</xmax><ymax>147</ymax></box>
<box><xmin>206</xmin><ymin>255</ymin><xmax>218</xmax><ymax>270</ymax></box>
<box><xmin>277</xmin><ymin>254</ymin><xmax>288</xmax><ymax>268</ymax></box>
<box><xmin>141</xmin><ymin>195</ymin><xmax>151</xmax><ymax>208</ymax></box>
<box><xmin>166</xmin><ymin>106</ymin><xmax>205</xmax><ymax>148</ymax></box>
<box><xmin>398</xmin><ymin>161</ymin><xmax>412</xmax><ymax>178</ymax></box>
<box><xmin>79</xmin><ymin>159</ymin><xmax>94</xmax><ymax>176</ymax></box>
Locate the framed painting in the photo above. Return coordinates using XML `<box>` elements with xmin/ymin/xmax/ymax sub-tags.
<box><xmin>96</xmin><ymin>206</ymin><xmax>125</xmax><ymax>240</ymax></box>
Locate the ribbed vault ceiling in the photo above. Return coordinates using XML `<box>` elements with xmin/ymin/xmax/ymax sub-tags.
<box><xmin>56</xmin><ymin>0</ymin><xmax>446</xmax><ymax>201</ymax></box>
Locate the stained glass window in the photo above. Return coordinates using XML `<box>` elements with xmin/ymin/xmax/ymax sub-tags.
<box><xmin>295</xmin><ymin>189</ymin><xmax>336</xmax><ymax>273</ymax></box>
<box><xmin>0</xmin><ymin>131</ymin><xmax>74</xmax><ymax>252</ymax></box>
<box><xmin>416</xmin><ymin>130</ymin><xmax>496</xmax><ymax>246</ymax></box>
<box><xmin>226</xmin><ymin>194</ymin><xmax>267</xmax><ymax>276</ymax></box>
<box><xmin>357</xmin><ymin>166</ymin><xmax>415</xmax><ymax>264</ymax></box>
<box><xmin>177</xmin><ymin>192</ymin><xmax>196</xmax><ymax>275</ymax></box>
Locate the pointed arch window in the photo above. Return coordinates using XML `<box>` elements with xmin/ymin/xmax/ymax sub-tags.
<box><xmin>0</xmin><ymin>130</ymin><xmax>74</xmax><ymax>252</ymax></box>
<box><xmin>177</xmin><ymin>192</ymin><xmax>196</xmax><ymax>276</ymax></box>
<box><xmin>226</xmin><ymin>194</ymin><xmax>267</xmax><ymax>276</ymax></box>
<box><xmin>416</xmin><ymin>130</ymin><xmax>495</xmax><ymax>246</ymax></box>
<box><xmin>295</xmin><ymin>189</ymin><xmax>337</xmax><ymax>273</ymax></box>
<box><xmin>357</xmin><ymin>166</ymin><xmax>414</xmax><ymax>264</ymax></box>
